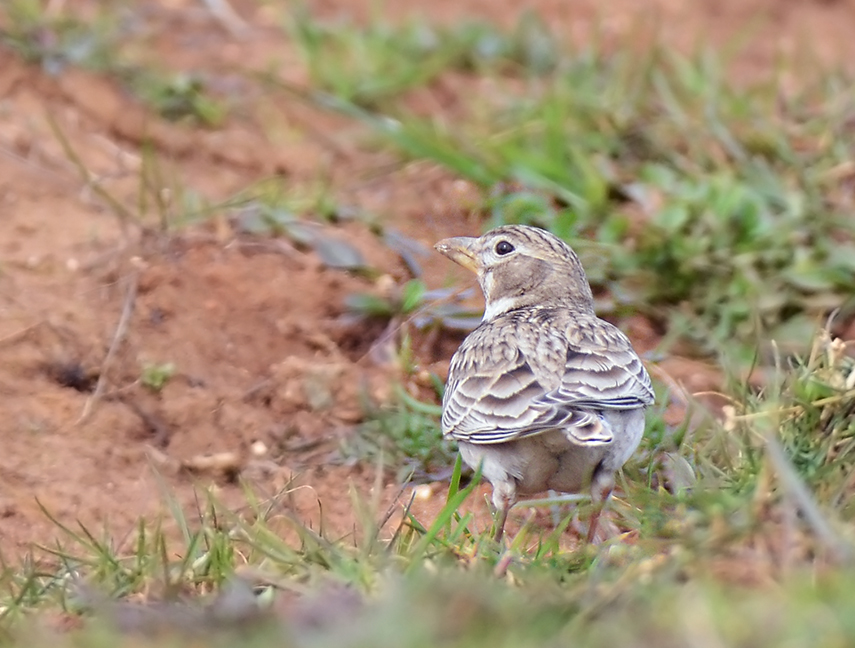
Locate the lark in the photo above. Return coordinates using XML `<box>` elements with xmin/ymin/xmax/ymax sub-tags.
<box><xmin>436</xmin><ymin>225</ymin><xmax>653</xmax><ymax>542</ymax></box>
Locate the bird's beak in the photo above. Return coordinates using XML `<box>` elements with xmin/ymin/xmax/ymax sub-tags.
<box><xmin>434</xmin><ymin>236</ymin><xmax>480</xmax><ymax>273</ymax></box>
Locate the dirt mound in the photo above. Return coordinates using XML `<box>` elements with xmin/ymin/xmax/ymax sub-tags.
<box><xmin>0</xmin><ymin>229</ymin><xmax>406</xmax><ymax>547</ymax></box>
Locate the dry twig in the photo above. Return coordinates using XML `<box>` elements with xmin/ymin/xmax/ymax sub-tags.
<box><xmin>199</xmin><ymin>0</ymin><xmax>250</xmax><ymax>38</ymax></box>
<box><xmin>78</xmin><ymin>273</ymin><xmax>139</xmax><ymax>424</ymax></box>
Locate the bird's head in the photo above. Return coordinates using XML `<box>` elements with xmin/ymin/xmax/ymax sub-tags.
<box><xmin>434</xmin><ymin>224</ymin><xmax>594</xmax><ymax>321</ymax></box>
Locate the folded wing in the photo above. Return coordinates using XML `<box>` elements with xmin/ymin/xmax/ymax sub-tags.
<box><xmin>441</xmin><ymin>318</ymin><xmax>653</xmax><ymax>446</ymax></box>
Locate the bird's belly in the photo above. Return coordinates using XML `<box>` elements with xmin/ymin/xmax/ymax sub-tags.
<box><xmin>459</xmin><ymin>431</ymin><xmax>607</xmax><ymax>496</ymax></box>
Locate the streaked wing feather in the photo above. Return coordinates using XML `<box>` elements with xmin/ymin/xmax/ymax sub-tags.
<box><xmin>442</xmin><ymin>312</ymin><xmax>653</xmax><ymax>447</ymax></box>
<box><xmin>442</xmin><ymin>355</ymin><xmax>612</xmax><ymax>446</ymax></box>
<box><xmin>554</xmin><ymin>345</ymin><xmax>654</xmax><ymax>409</ymax></box>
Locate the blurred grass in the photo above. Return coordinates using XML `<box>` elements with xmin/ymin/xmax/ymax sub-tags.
<box><xmin>357</xmin><ymin>54</ymin><xmax>855</xmax><ymax>357</ymax></box>
<box><xmin>288</xmin><ymin>8</ymin><xmax>559</xmax><ymax>108</ymax></box>
<box><xmin>0</xmin><ymin>0</ymin><xmax>228</xmax><ymax>125</ymax></box>
<box><xmin>11</xmin><ymin>568</ymin><xmax>855</xmax><ymax>647</ymax></box>
<box><xmin>8</xmin><ymin>1</ymin><xmax>854</xmax><ymax>360</ymax></box>
<box><xmin>286</xmin><ymin>15</ymin><xmax>855</xmax><ymax>361</ymax></box>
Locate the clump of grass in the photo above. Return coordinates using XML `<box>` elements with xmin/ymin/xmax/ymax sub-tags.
<box><xmin>618</xmin><ymin>165</ymin><xmax>855</xmax><ymax>353</ymax></box>
<box><xmin>48</xmin><ymin>116</ymin><xmax>241</xmax><ymax>235</ymax></box>
<box><xmin>140</xmin><ymin>361</ymin><xmax>176</xmax><ymax>393</ymax></box>
<box><xmin>2</xmin><ymin>1</ymin><xmax>229</xmax><ymax>125</ymax></box>
<box><xmin>345</xmin><ymin>278</ymin><xmax>432</xmax><ymax>321</ymax></box>
<box><xmin>444</xmin><ymin>11</ymin><xmax>560</xmax><ymax>75</ymax></box>
<box><xmin>129</xmin><ymin>71</ymin><xmax>228</xmax><ymax>127</ymax></box>
<box><xmin>720</xmin><ymin>329</ymin><xmax>855</xmax><ymax>511</ymax></box>
<box><xmin>344</xmin><ymin>278</ymin><xmax>481</xmax><ymax>332</ymax></box>
<box><xmin>615</xmin><ymin>327</ymin><xmax>855</xmax><ymax>568</ymax></box>
<box><xmin>233</xmin><ymin>175</ymin><xmax>355</xmax><ymax>226</ymax></box>
<box><xmin>340</xmin><ymin>383</ymin><xmax>455</xmax><ymax>481</ymax></box>
<box><xmin>288</xmin><ymin>9</ymin><xmax>455</xmax><ymax>108</ymax></box>
<box><xmin>324</xmin><ymin>40</ymin><xmax>855</xmax><ymax>357</ymax></box>
<box><xmin>287</xmin><ymin>8</ymin><xmax>560</xmax><ymax>108</ymax></box>
<box><xmin>0</xmin><ymin>0</ymin><xmax>123</xmax><ymax>74</ymax></box>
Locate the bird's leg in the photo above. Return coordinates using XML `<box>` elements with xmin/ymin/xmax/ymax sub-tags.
<box><xmin>585</xmin><ymin>472</ymin><xmax>614</xmax><ymax>545</ymax></box>
<box><xmin>492</xmin><ymin>482</ymin><xmax>517</xmax><ymax>543</ymax></box>
<box><xmin>547</xmin><ymin>489</ymin><xmax>561</xmax><ymax>526</ymax></box>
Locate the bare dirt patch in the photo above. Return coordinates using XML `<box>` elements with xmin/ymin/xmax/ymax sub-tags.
<box><xmin>0</xmin><ymin>231</ymin><xmax>397</xmax><ymax>546</ymax></box>
<box><xmin>2</xmin><ymin>0</ymin><xmax>854</xmax><ymax>553</ymax></box>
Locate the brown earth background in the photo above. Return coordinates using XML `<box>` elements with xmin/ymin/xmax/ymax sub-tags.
<box><xmin>2</xmin><ymin>0</ymin><xmax>855</xmax><ymax>553</ymax></box>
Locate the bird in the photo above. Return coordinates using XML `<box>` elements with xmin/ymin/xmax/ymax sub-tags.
<box><xmin>435</xmin><ymin>224</ymin><xmax>654</xmax><ymax>543</ymax></box>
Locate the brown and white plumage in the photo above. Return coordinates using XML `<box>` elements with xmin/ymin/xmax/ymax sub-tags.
<box><xmin>435</xmin><ymin>225</ymin><xmax>653</xmax><ymax>542</ymax></box>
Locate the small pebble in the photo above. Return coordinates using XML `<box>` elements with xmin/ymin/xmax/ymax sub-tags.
<box><xmin>375</xmin><ymin>274</ymin><xmax>396</xmax><ymax>298</ymax></box>
<box><xmin>250</xmin><ymin>440</ymin><xmax>268</xmax><ymax>457</ymax></box>
<box><xmin>413</xmin><ymin>484</ymin><xmax>433</xmax><ymax>501</ymax></box>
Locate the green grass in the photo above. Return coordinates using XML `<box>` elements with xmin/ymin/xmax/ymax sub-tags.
<box><xmin>0</xmin><ymin>0</ymin><xmax>121</xmax><ymax>73</ymax></box>
<box><xmin>340</xmin><ymin>382</ymin><xmax>455</xmax><ymax>481</ymax></box>
<box><xmin>293</xmin><ymin>27</ymin><xmax>855</xmax><ymax>360</ymax></box>
<box><xmin>3</xmin><ymin>328</ymin><xmax>855</xmax><ymax>645</ymax></box>
<box><xmin>0</xmin><ymin>0</ymin><xmax>228</xmax><ymax>125</ymax></box>
<box><xmin>140</xmin><ymin>361</ymin><xmax>176</xmax><ymax>393</ymax></box>
<box><xmin>287</xmin><ymin>9</ymin><xmax>559</xmax><ymax>109</ymax></box>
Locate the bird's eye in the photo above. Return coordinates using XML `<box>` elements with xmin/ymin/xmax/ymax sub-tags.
<box><xmin>495</xmin><ymin>240</ymin><xmax>515</xmax><ymax>255</ymax></box>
